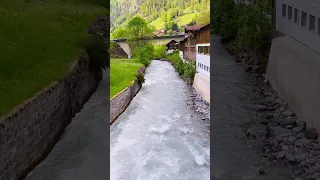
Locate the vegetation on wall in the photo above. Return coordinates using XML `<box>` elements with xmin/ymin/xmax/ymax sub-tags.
<box><xmin>166</xmin><ymin>52</ymin><xmax>196</xmax><ymax>82</ymax></box>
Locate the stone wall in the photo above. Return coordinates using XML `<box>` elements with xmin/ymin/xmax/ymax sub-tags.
<box><xmin>0</xmin><ymin>53</ymin><xmax>102</xmax><ymax>180</ymax></box>
<box><xmin>110</xmin><ymin>67</ymin><xmax>145</xmax><ymax>124</ymax></box>
<box><xmin>266</xmin><ymin>36</ymin><xmax>320</xmax><ymax>134</ymax></box>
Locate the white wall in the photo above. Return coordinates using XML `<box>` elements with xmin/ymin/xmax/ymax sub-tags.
<box><xmin>117</xmin><ymin>42</ymin><xmax>131</xmax><ymax>58</ymax></box>
<box><xmin>196</xmin><ymin>44</ymin><xmax>210</xmax><ymax>78</ymax></box>
<box><xmin>276</xmin><ymin>0</ymin><xmax>320</xmax><ymax>53</ymax></box>
<box><xmin>266</xmin><ymin>36</ymin><xmax>320</xmax><ymax>134</ymax></box>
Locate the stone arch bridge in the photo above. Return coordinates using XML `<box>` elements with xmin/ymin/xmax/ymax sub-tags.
<box><xmin>111</xmin><ymin>35</ymin><xmax>185</xmax><ymax>58</ymax></box>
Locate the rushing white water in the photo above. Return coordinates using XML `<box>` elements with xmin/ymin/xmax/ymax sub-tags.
<box><xmin>110</xmin><ymin>60</ymin><xmax>210</xmax><ymax>180</ymax></box>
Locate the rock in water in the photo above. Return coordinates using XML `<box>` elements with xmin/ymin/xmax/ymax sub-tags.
<box><xmin>306</xmin><ymin>128</ymin><xmax>318</xmax><ymax>140</ymax></box>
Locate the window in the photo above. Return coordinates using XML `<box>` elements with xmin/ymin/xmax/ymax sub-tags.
<box><xmin>294</xmin><ymin>8</ymin><xmax>299</xmax><ymax>24</ymax></box>
<box><xmin>309</xmin><ymin>15</ymin><xmax>315</xmax><ymax>32</ymax></box>
<box><xmin>288</xmin><ymin>6</ymin><xmax>292</xmax><ymax>20</ymax></box>
<box><xmin>301</xmin><ymin>11</ymin><xmax>307</xmax><ymax>27</ymax></box>
<box><xmin>204</xmin><ymin>65</ymin><xmax>206</xmax><ymax>70</ymax></box>
<box><xmin>282</xmin><ymin>4</ymin><xmax>287</xmax><ymax>18</ymax></box>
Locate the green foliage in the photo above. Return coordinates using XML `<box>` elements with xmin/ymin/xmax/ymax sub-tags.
<box><xmin>137</xmin><ymin>43</ymin><xmax>154</xmax><ymax>66</ymax></box>
<box><xmin>153</xmin><ymin>45</ymin><xmax>166</xmax><ymax>59</ymax></box>
<box><xmin>211</xmin><ymin>0</ymin><xmax>237</xmax><ymax>38</ymax></box>
<box><xmin>112</xmin><ymin>28</ymin><xmax>127</xmax><ymax>39</ymax></box>
<box><xmin>136</xmin><ymin>72</ymin><xmax>145</xmax><ymax>86</ymax></box>
<box><xmin>85</xmin><ymin>36</ymin><xmax>109</xmax><ymax>71</ymax></box>
<box><xmin>0</xmin><ymin>0</ymin><xmax>106</xmax><ymax>116</ymax></box>
<box><xmin>166</xmin><ymin>52</ymin><xmax>184</xmax><ymax>75</ymax></box>
<box><xmin>127</xmin><ymin>16</ymin><xmax>153</xmax><ymax>39</ymax></box>
<box><xmin>110</xmin><ymin>41</ymin><xmax>116</xmax><ymax>51</ymax></box>
<box><xmin>212</xmin><ymin>0</ymin><xmax>272</xmax><ymax>51</ymax></box>
<box><xmin>235</xmin><ymin>4</ymin><xmax>272</xmax><ymax>51</ymax></box>
<box><xmin>111</xmin><ymin>0</ymin><xmax>209</xmax><ymax>31</ymax></box>
<box><xmin>110</xmin><ymin>58</ymin><xmax>143</xmax><ymax>98</ymax></box>
<box><xmin>182</xmin><ymin>61</ymin><xmax>196</xmax><ymax>81</ymax></box>
<box><xmin>196</xmin><ymin>8</ymin><xmax>210</xmax><ymax>25</ymax></box>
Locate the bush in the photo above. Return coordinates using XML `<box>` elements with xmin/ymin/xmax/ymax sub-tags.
<box><xmin>212</xmin><ymin>0</ymin><xmax>272</xmax><ymax>52</ymax></box>
<box><xmin>85</xmin><ymin>36</ymin><xmax>109</xmax><ymax>71</ymax></box>
<box><xmin>136</xmin><ymin>72</ymin><xmax>145</xmax><ymax>86</ymax></box>
<box><xmin>183</xmin><ymin>61</ymin><xmax>196</xmax><ymax>81</ymax></box>
<box><xmin>211</xmin><ymin>0</ymin><xmax>237</xmax><ymax>38</ymax></box>
<box><xmin>235</xmin><ymin>5</ymin><xmax>272</xmax><ymax>51</ymax></box>
<box><xmin>166</xmin><ymin>52</ymin><xmax>184</xmax><ymax>75</ymax></box>
<box><xmin>153</xmin><ymin>45</ymin><xmax>166</xmax><ymax>59</ymax></box>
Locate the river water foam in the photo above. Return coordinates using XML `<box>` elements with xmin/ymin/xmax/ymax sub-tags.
<box><xmin>110</xmin><ymin>60</ymin><xmax>210</xmax><ymax>180</ymax></box>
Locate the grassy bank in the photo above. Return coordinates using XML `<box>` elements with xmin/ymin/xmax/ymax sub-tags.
<box><xmin>0</xmin><ymin>0</ymin><xmax>106</xmax><ymax>116</ymax></box>
<box><xmin>110</xmin><ymin>59</ymin><xmax>143</xmax><ymax>98</ymax></box>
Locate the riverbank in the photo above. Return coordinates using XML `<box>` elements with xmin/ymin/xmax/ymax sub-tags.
<box><xmin>110</xmin><ymin>58</ymin><xmax>144</xmax><ymax>98</ymax></box>
<box><xmin>161</xmin><ymin>55</ymin><xmax>210</xmax><ymax>128</ymax></box>
<box><xmin>219</xmin><ymin>36</ymin><xmax>320</xmax><ymax>179</ymax></box>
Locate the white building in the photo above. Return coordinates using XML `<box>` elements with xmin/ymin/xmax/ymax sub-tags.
<box><xmin>266</xmin><ymin>0</ymin><xmax>320</xmax><ymax>133</ymax></box>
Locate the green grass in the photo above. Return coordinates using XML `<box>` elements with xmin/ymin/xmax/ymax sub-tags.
<box><xmin>149</xmin><ymin>13</ymin><xmax>199</xmax><ymax>30</ymax></box>
<box><xmin>0</xmin><ymin>0</ymin><xmax>107</xmax><ymax>116</ymax></box>
<box><xmin>110</xmin><ymin>59</ymin><xmax>143</xmax><ymax>98</ymax></box>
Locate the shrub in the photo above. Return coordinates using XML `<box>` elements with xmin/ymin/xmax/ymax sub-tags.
<box><xmin>153</xmin><ymin>45</ymin><xmax>166</xmax><ymax>59</ymax></box>
<box><xmin>166</xmin><ymin>52</ymin><xmax>184</xmax><ymax>75</ymax></box>
<box><xmin>235</xmin><ymin>4</ymin><xmax>272</xmax><ymax>51</ymax></box>
<box><xmin>136</xmin><ymin>72</ymin><xmax>145</xmax><ymax>86</ymax></box>
<box><xmin>183</xmin><ymin>61</ymin><xmax>196</xmax><ymax>81</ymax></box>
<box><xmin>85</xmin><ymin>36</ymin><xmax>109</xmax><ymax>71</ymax></box>
<box><xmin>211</xmin><ymin>0</ymin><xmax>237</xmax><ymax>38</ymax></box>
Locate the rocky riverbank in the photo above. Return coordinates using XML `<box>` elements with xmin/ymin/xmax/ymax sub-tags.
<box><xmin>186</xmin><ymin>86</ymin><xmax>210</xmax><ymax>127</ymax></box>
<box><xmin>223</xmin><ymin>40</ymin><xmax>320</xmax><ymax>179</ymax></box>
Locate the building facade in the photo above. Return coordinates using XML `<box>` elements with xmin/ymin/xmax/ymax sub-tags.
<box><xmin>193</xmin><ymin>24</ymin><xmax>210</xmax><ymax>103</ymax></box>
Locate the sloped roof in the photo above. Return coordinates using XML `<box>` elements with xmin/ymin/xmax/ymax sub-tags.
<box><xmin>184</xmin><ymin>23</ymin><xmax>210</xmax><ymax>32</ymax></box>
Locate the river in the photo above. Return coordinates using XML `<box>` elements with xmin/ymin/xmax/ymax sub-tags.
<box><xmin>110</xmin><ymin>60</ymin><xmax>210</xmax><ymax>180</ymax></box>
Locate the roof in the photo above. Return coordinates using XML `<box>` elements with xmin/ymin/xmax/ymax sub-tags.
<box><xmin>166</xmin><ymin>40</ymin><xmax>178</xmax><ymax>46</ymax></box>
<box><xmin>111</xmin><ymin>35</ymin><xmax>185</xmax><ymax>42</ymax></box>
<box><xmin>184</xmin><ymin>25</ymin><xmax>203</xmax><ymax>32</ymax></box>
<box><xmin>184</xmin><ymin>23</ymin><xmax>210</xmax><ymax>32</ymax></box>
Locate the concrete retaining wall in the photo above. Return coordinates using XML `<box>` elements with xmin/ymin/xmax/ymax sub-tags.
<box><xmin>0</xmin><ymin>54</ymin><xmax>102</xmax><ymax>180</ymax></box>
<box><xmin>110</xmin><ymin>66</ymin><xmax>145</xmax><ymax>124</ymax></box>
<box><xmin>193</xmin><ymin>73</ymin><xmax>210</xmax><ymax>104</ymax></box>
<box><xmin>266</xmin><ymin>36</ymin><xmax>320</xmax><ymax>133</ymax></box>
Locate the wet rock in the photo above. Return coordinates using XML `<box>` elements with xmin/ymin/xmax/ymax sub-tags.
<box><xmin>254</xmin><ymin>105</ymin><xmax>267</xmax><ymax>111</ymax></box>
<box><xmin>263</xmin><ymin>79</ymin><xmax>269</xmax><ymax>85</ymax></box>
<box><xmin>245</xmin><ymin>66</ymin><xmax>253</xmax><ymax>72</ymax></box>
<box><xmin>285</xmin><ymin>136</ymin><xmax>297</xmax><ymax>145</ymax></box>
<box><xmin>260</xmin><ymin>120</ymin><xmax>268</xmax><ymax>125</ymax></box>
<box><xmin>294</xmin><ymin>177</ymin><xmax>303</xmax><ymax>180</ymax></box>
<box><xmin>259</xmin><ymin>167</ymin><xmax>266</xmax><ymax>175</ymax></box>
<box><xmin>306</xmin><ymin>128</ymin><xmax>318</xmax><ymax>140</ymax></box>
<box><xmin>283</xmin><ymin>109</ymin><xmax>294</xmax><ymax>116</ymax></box>
<box><xmin>281</xmin><ymin>117</ymin><xmax>296</xmax><ymax>126</ymax></box>
<box><xmin>296</xmin><ymin>120</ymin><xmax>306</xmax><ymax>130</ymax></box>
<box><xmin>276</xmin><ymin>151</ymin><xmax>286</xmax><ymax>160</ymax></box>
<box><xmin>286</xmin><ymin>153</ymin><xmax>295</xmax><ymax>162</ymax></box>
<box><xmin>299</xmin><ymin>138</ymin><xmax>310</xmax><ymax>146</ymax></box>
<box><xmin>267</xmin><ymin>126</ymin><xmax>292</xmax><ymax>138</ymax></box>
<box><xmin>295</xmin><ymin>153</ymin><xmax>307</xmax><ymax>163</ymax></box>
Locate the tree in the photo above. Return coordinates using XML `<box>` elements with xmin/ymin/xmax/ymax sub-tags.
<box><xmin>196</xmin><ymin>9</ymin><xmax>210</xmax><ymax>25</ymax></box>
<box><xmin>126</xmin><ymin>16</ymin><xmax>153</xmax><ymax>57</ymax></box>
<box><xmin>112</xmin><ymin>28</ymin><xmax>127</xmax><ymax>39</ymax></box>
<box><xmin>126</xmin><ymin>16</ymin><xmax>153</xmax><ymax>39</ymax></box>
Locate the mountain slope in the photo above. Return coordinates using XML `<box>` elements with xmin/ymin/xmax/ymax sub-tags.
<box><xmin>111</xmin><ymin>0</ymin><xmax>209</xmax><ymax>32</ymax></box>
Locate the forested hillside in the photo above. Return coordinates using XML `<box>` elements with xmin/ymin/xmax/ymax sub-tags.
<box><xmin>110</xmin><ymin>0</ymin><xmax>209</xmax><ymax>33</ymax></box>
